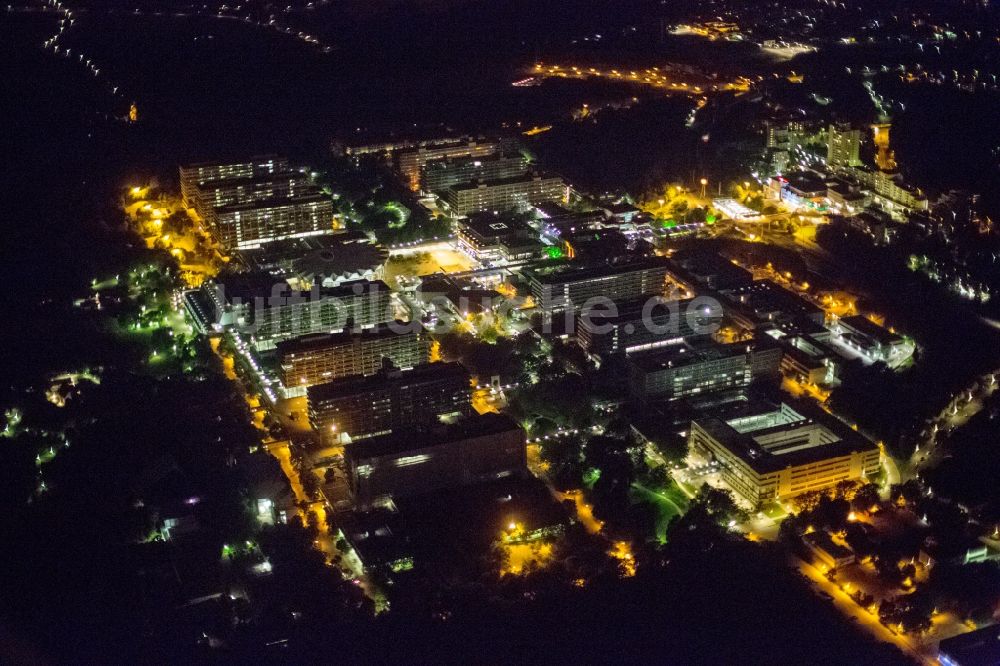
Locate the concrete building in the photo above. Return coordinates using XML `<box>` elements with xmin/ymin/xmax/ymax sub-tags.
<box><xmin>421</xmin><ymin>153</ymin><xmax>528</xmax><ymax>194</ymax></box>
<box><xmin>522</xmin><ymin>257</ymin><xmax>676</xmax><ymax>313</ymax></box>
<box><xmin>577</xmin><ymin>296</ymin><xmax>723</xmax><ymax>358</ymax></box>
<box><xmin>721</xmin><ymin>280</ymin><xmax>826</xmax><ymax>331</ymax></box>
<box><xmin>443</xmin><ymin>173</ymin><xmax>567</xmax><ymax>216</ymax></box>
<box><xmin>179</xmin><ymin>157</ymin><xmax>334</xmax><ymax>250</ymax></box>
<box><xmin>277</xmin><ymin>323</ymin><xmax>430</xmax><ymax>391</ymax></box>
<box><xmin>827</xmin><ymin>123</ymin><xmax>863</xmax><ymax>168</ymax></box>
<box><xmin>186</xmin><ymin>274</ymin><xmax>393</xmax><ymax>350</ymax></box>
<box><xmin>688</xmin><ymin>401</ymin><xmax>881</xmax><ymax>507</ymax></box>
<box><xmin>180</xmin><ymin>155</ymin><xmax>289</xmax><ymax>208</ymax></box>
<box><xmin>627</xmin><ymin>340</ymin><xmax>782</xmax><ymax>404</ymax></box>
<box><xmin>345</xmin><ymin>412</ymin><xmax>526</xmax><ymax>506</ymax></box>
<box><xmin>397</xmin><ymin>140</ymin><xmax>498</xmax><ymax>191</ymax></box>
<box><xmin>831</xmin><ymin>315</ymin><xmax>905</xmax><ymax>362</ymax></box>
<box><xmin>455</xmin><ymin>212</ymin><xmax>542</xmax><ymax>263</ymax></box>
<box><xmin>209</xmin><ymin>195</ymin><xmax>334</xmax><ymax>250</ymax></box>
<box><xmin>307</xmin><ymin>362</ymin><xmax>472</xmax><ymax>441</ymax></box>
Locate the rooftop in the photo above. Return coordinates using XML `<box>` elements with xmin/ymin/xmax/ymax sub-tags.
<box><xmin>629</xmin><ymin>339</ymin><xmax>778</xmax><ymax>373</ymax></box>
<box><xmin>276</xmin><ymin>321</ymin><xmax>418</xmax><ymax>356</ymax></box>
<box><xmin>523</xmin><ymin>256</ymin><xmax>672</xmax><ymax>285</ymax></box>
<box><xmin>693</xmin><ymin>399</ymin><xmax>878</xmax><ymax>474</ymax></box>
<box><xmin>307</xmin><ymin>362</ymin><xmax>470</xmax><ymax>403</ymax></box>
<box><xmin>346</xmin><ymin>412</ymin><xmax>522</xmax><ymax>460</ymax></box>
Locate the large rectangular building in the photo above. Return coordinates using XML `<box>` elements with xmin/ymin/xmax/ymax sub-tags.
<box><xmin>397</xmin><ymin>140</ymin><xmax>498</xmax><ymax>191</ymax></box>
<box><xmin>444</xmin><ymin>173</ymin><xmax>567</xmax><ymax>216</ymax></box>
<box><xmin>421</xmin><ymin>153</ymin><xmax>528</xmax><ymax>194</ymax></box>
<box><xmin>189</xmin><ymin>274</ymin><xmax>393</xmax><ymax>349</ymax></box>
<box><xmin>455</xmin><ymin>212</ymin><xmax>542</xmax><ymax>263</ymax></box>
<box><xmin>307</xmin><ymin>362</ymin><xmax>473</xmax><ymax>441</ymax></box>
<box><xmin>627</xmin><ymin>340</ymin><xmax>782</xmax><ymax>404</ymax></box>
<box><xmin>210</xmin><ymin>195</ymin><xmax>334</xmax><ymax>251</ymax></box>
<box><xmin>345</xmin><ymin>413</ymin><xmax>526</xmax><ymax>506</ymax></box>
<box><xmin>277</xmin><ymin>323</ymin><xmax>430</xmax><ymax>391</ymax></box>
<box><xmin>577</xmin><ymin>296</ymin><xmax>723</xmax><ymax>357</ymax></box>
<box><xmin>179</xmin><ymin>157</ymin><xmax>333</xmax><ymax>250</ymax></box>
<box><xmin>688</xmin><ymin>401</ymin><xmax>881</xmax><ymax>507</ymax></box>
<box><xmin>523</xmin><ymin>257</ymin><xmax>675</xmax><ymax>313</ymax></box>
<box><xmin>180</xmin><ymin>155</ymin><xmax>289</xmax><ymax>208</ymax></box>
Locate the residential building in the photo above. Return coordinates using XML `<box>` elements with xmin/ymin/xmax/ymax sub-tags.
<box><xmin>179</xmin><ymin>156</ymin><xmax>334</xmax><ymax>250</ymax></box>
<box><xmin>277</xmin><ymin>323</ymin><xmax>430</xmax><ymax>392</ymax></box>
<box><xmin>397</xmin><ymin>140</ymin><xmax>498</xmax><ymax>191</ymax></box>
<box><xmin>688</xmin><ymin>400</ymin><xmax>881</xmax><ymax>507</ymax></box>
<box><xmin>307</xmin><ymin>362</ymin><xmax>473</xmax><ymax>441</ymax></box>
<box><xmin>827</xmin><ymin>123</ymin><xmax>862</xmax><ymax>167</ymax></box>
<box><xmin>421</xmin><ymin>153</ymin><xmax>528</xmax><ymax>194</ymax></box>
<box><xmin>443</xmin><ymin>173</ymin><xmax>567</xmax><ymax>216</ymax></box>
<box><xmin>180</xmin><ymin>155</ymin><xmax>289</xmax><ymax>208</ymax></box>
<box><xmin>345</xmin><ymin>413</ymin><xmax>526</xmax><ymax>506</ymax></box>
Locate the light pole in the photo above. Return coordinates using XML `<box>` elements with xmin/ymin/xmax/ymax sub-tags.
<box><xmin>700</xmin><ymin>177</ymin><xmax>708</xmax><ymax>199</ymax></box>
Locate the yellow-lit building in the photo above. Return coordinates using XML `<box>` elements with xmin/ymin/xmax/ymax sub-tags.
<box><xmin>688</xmin><ymin>401</ymin><xmax>880</xmax><ymax>508</ymax></box>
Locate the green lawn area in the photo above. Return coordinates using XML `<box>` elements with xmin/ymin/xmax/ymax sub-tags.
<box><xmin>761</xmin><ymin>502</ymin><xmax>788</xmax><ymax>520</ymax></box>
<box><xmin>631</xmin><ymin>481</ymin><xmax>690</xmax><ymax>543</ymax></box>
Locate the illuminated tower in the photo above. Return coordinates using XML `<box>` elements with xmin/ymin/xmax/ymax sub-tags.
<box><xmin>128</xmin><ymin>103</ymin><xmax>138</xmax><ymax>123</ymax></box>
<box><xmin>826</xmin><ymin>123</ymin><xmax>862</xmax><ymax>167</ymax></box>
<box><xmin>872</xmin><ymin>123</ymin><xmax>896</xmax><ymax>172</ymax></box>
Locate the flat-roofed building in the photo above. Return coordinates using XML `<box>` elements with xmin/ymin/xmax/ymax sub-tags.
<box><xmin>179</xmin><ymin>156</ymin><xmax>334</xmax><ymax>250</ymax></box>
<box><xmin>577</xmin><ymin>296</ymin><xmax>723</xmax><ymax>358</ymax></box>
<box><xmin>455</xmin><ymin>212</ymin><xmax>542</xmax><ymax>263</ymax></box>
<box><xmin>307</xmin><ymin>362</ymin><xmax>472</xmax><ymax>441</ymax></box>
<box><xmin>210</xmin><ymin>194</ymin><xmax>333</xmax><ymax>250</ymax></box>
<box><xmin>397</xmin><ymin>140</ymin><xmax>498</xmax><ymax>191</ymax></box>
<box><xmin>444</xmin><ymin>173</ymin><xmax>567</xmax><ymax>216</ymax></box>
<box><xmin>688</xmin><ymin>401</ymin><xmax>881</xmax><ymax>507</ymax></box>
<box><xmin>345</xmin><ymin>413</ymin><xmax>526</xmax><ymax>506</ymax></box>
<box><xmin>421</xmin><ymin>153</ymin><xmax>528</xmax><ymax>194</ymax></box>
<box><xmin>180</xmin><ymin>155</ymin><xmax>289</xmax><ymax>208</ymax></box>
<box><xmin>523</xmin><ymin>257</ymin><xmax>675</xmax><ymax>313</ymax></box>
<box><xmin>721</xmin><ymin>280</ymin><xmax>825</xmax><ymax>331</ymax></box>
<box><xmin>627</xmin><ymin>339</ymin><xmax>782</xmax><ymax>404</ymax></box>
<box><xmin>277</xmin><ymin>323</ymin><xmax>430</xmax><ymax>392</ymax></box>
<box><xmin>189</xmin><ymin>274</ymin><xmax>393</xmax><ymax>349</ymax></box>
<box><xmin>832</xmin><ymin>315</ymin><xmax>905</xmax><ymax>362</ymax></box>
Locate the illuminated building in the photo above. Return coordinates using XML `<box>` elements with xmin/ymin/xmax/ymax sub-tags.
<box><xmin>766</xmin><ymin>119</ymin><xmax>812</xmax><ymax>150</ymax></box>
<box><xmin>179</xmin><ymin>157</ymin><xmax>334</xmax><ymax>250</ymax></box>
<box><xmin>421</xmin><ymin>153</ymin><xmax>528</xmax><ymax>194</ymax></box>
<box><xmin>826</xmin><ymin>123</ymin><xmax>863</xmax><ymax>168</ymax></box>
<box><xmin>720</xmin><ymin>280</ymin><xmax>826</xmax><ymax>331</ymax></box>
<box><xmin>627</xmin><ymin>339</ymin><xmax>782</xmax><ymax>404</ymax></box>
<box><xmin>830</xmin><ymin>315</ymin><xmax>905</xmax><ymax>363</ymax></box>
<box><xmin>180</xmin><ymin>156</ymin><xmax>289</xmax><ymax>208</ymax></box>
<box><xmin>307</xmin><ymin>362</ymin><xmax>472</xmax><ymax>441</ymax></box>
<box><xmin>187</xmin><ymin>274</ymin><xmax>393</xmax><ymax>350</ymax></box>
<box><xmin>522</xmin><ymin>257</ymin><xmax>675</xmax><ymax>313</ymax></box>
<box><xmin>345</xmin><ymin>412</ymin><xmax>526</xmax><ymax>507</ymax></box>
<box><xmin>577</xmin><ymin>296</ymin><xmax>723</xmax><ymax>358</ymax></box>
<box><xmin>210</xmin><ymin>195</ymin><xmax>334</xmax><ymax>250</ymax></box>
<box><xmin>688</xmin><ymin>400</ymin><xmax>881</xmax><ymax>508</ymax></box>
<box><xmin>443</xmin><ymin>173</ymin><xmax>567</xmax><ymax>216</ymax></box>
<box><xmin>240</xmin><ymin>234</ymin><xmax>388</xmax><ymax>288</ymax></box>
<box><xmin>871</xmin><ymin>122</ymin><xmax>897</xmax><ymax>172</ymax></box>
<box><xmin>455</xmin><ymin>212</ymin><xmax>542</xmax><ymax>263</ymax></box>
<box><xmin>277</xmin><ymin>323</ymin><xmax>430</xmax><ymax>392</ymax></box>
<box><xmin>397</xmin><ymin>139</ymin><xmax>498</xmax><ymax>191</ymax></box>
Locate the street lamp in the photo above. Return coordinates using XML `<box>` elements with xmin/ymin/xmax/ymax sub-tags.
<box><xmin>699</xmin><ymin>177</ymin><xmax>708</xmax><ymax>198</ymax></box>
